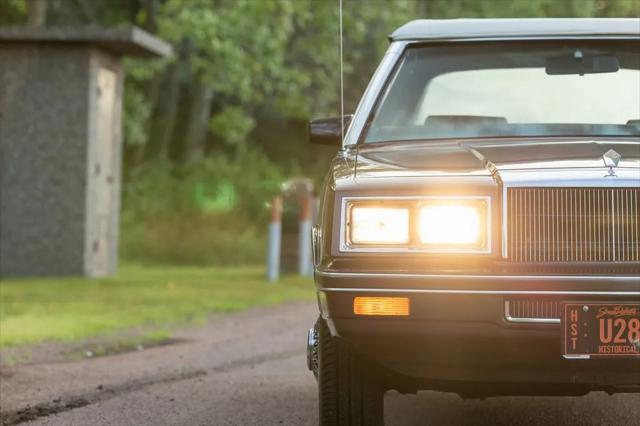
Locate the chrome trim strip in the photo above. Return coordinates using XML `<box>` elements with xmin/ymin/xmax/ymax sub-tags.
<box><xmin>499</xmin><ymin>177</ymin><xmax>640</xmax><ymax>188</ymax></box>
<box><xmin>502</xmin><ymin>185</ymin><xmax>508</xmax><ymax>258</ymax></box>
<box><xmin>505</xmin><ymin>316</ymin><xmax>560</xmax><ymax>324</ymax></box>
<box><xmin>320</xmin><ymin>287</ymin><xmax>640</xmax><ymax>296</ymax></box>
<box><xmin>394</xmin><ymin>36</ymin><xmax>640</xmax><ymax>43</ymax></box>
<box><xmin>563</xmin><ymin>354</ymin><xmax>591</xmax><ymax>360</ymax></box>
<box><xmin>339</xmin><ymin>195</ymin><xmax>492</xmax><ymax>254</ymax></box>
<box><xmin>316</xmin><ymin>269</ymin><xmax>640</xmax><ymax>282</ymax></box>
<box><xmin>504</xmin><ymin>300</ymin><xmax>560</xmax><ymax>324</ymax></box>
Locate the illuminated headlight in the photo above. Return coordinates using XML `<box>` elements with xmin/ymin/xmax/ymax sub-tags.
<box><xmin>418</xmin><ymin>199</ymin><xmax>489</xmax><ymax>251</ymax></box>
<box><xmin>349</xmin><ymin>206</ymin><xmax>409</xmax><ymax>245</ymax></box>
<box><xmin>342</xmin><ymin>197</ymin><xmax>490</xmax><ymax>252</ymax></box>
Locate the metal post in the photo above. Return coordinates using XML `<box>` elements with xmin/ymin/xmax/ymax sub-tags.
<box><xmin>298</xmin><ymin>191</ymin><xmax>313</xmax><ymax>276</ymax></box>
<box><xmin>267</xmin><ymin>196</ymin><xmax>282</xmax><ymax>282</ymax></box>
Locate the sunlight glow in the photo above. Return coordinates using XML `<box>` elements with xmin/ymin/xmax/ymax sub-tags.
<box><xmin>419</xmin><ymin>204</ymin><xmax>481</xmax><ymax>245</ymax></box>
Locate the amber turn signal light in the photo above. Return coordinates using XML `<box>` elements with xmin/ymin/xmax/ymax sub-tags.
<box><xmin>353</xmin><ymin>297</ymin><xmax>410</xmax><ymax>316</ymax></box>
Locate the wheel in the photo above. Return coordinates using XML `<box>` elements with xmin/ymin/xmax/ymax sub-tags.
<box><xmin>317</xmin><ymin>318</ymin><xmax>384</xmax><ymax>426</ymax></box>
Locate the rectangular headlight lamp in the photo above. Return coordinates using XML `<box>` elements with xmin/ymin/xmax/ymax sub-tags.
<box><xmin>418</xmin><ymin>199</ymin><xmax>489</xmax><ymax>251</ymax></box>
<box><xmin>348</xmin><ymin>206</ymin><xmax>410</xmax><ymax>245</ymax></box>
<box><xmin>342</xmin><ymin>197</ymin><xmax>490</xmax><ymax>253</ymax></box>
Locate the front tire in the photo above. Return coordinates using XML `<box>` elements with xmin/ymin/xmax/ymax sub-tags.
<box><xmin>317</xmin><ymin>318</ymin><xmax>384</xmax><ymax>426</ymax></box>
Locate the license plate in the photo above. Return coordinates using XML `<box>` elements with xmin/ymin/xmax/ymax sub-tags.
<box><xmin>563</xmin><ymin>303</ymin><xmax>640</xmax><ymax>359</ymax></box>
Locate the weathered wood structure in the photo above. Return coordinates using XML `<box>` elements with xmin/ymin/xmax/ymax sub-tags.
<box><xmin>0</xmin><ymin>27</ymin><xmax>171</xmax><ymax>277</ymax></box>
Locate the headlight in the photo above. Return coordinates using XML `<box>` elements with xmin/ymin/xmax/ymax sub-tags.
<box><xmin>342</xmin><ymin>197</ymin><xmax>490</xmax><ymax>252</ymax></box>
<box><xmin>418</xmin><ymin>200</ymin><xmax>489</xmax><ymax>251</ymax></box>
<box><xmin>348</xmin><ymin>206</ymin><xmax>410</xmax><ymax>245</ymax></box>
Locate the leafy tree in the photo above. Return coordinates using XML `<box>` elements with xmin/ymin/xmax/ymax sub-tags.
<box><xmin>4</xmin><ymin>0</ymin><xmax>636</xmax><ymax>169</ymax></box>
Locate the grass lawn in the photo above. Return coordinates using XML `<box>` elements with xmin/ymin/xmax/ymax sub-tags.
<box><xmin>0</xmin><ymin>264</ymin><xmax>314</xmax><ymax>348</ymax></box>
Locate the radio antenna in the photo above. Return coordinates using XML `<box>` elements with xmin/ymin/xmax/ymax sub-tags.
<box><xmin>339</xmin><ymin>0</ymin><xmax>344</xmax><ymax>147</ymax></box>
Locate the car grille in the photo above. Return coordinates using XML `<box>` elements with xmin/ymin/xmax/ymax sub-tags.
<box><xmin>505</xmin><ymin>299</ymin><xmax>561</xmax><ymax>322</ymax></box>
<box><xmin>507</xmin><ymin>188</ymin><xmax>640</xmax><ymax>263</ymax></box>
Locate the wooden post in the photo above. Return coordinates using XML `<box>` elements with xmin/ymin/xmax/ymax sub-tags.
<box><xmin>298</xmin><ymin>191</ymin><xmax>313</xmax><ymax>276</ymax></box>
<box><xmin>266</xmin><ymin>196</ymin><xmax>282</xmax><ymax>282</ymax></box>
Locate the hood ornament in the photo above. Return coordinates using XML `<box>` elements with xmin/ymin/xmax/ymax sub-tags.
<box><xmin>602</xmin><ymin>149</ymin><xmax>621</xmax><ymax>178</ymax></box>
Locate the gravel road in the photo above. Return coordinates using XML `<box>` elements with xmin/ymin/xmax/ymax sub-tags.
<box><xmin>1</xmin><ymin>301</ymin><xmax>638</xmax><ymax>426</ymax></box>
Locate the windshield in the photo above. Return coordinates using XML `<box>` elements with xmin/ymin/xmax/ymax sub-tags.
<box><xmin>364</xmin><ymin>41</ymin><xmax>640</xmax><ymax>143</ymax></box>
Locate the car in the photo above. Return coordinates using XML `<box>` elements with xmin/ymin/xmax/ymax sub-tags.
<box><xmin>306</xmin><ymin>18</ymin><xmax>640</xmax><ymax>426</ymax></box>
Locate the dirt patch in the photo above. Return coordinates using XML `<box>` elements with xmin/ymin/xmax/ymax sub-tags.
<box><xmin>0</xmin><ymin>347</ymin><xmax>303</xmax><ymax>426</ymax></box>
<box><xmin>0</xmin><ymin>301</ymin><xmax>317</xmax><ymax>424</ymax></box>
<box><xmin>0</xmin><ymin>369</ymin><xmax>207</xmax><ymax>426</ymax></box>
<box><xmin>64</xmin><ymin>337</ymin><xmax>190</xmax><ymax>361</ymax></box>
<box><xmin>0</xmin><ymin>326</ymin><xmax>182</xmax><ymax>367</ymax></box>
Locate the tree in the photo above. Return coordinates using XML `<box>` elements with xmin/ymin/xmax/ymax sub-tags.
<box><xmin>26</xmin><ymin>0</ymin><xmax>47</xmax><ymax>26</ymax></box>
<box><xmin>3</xmin><ymin>0</ymin><xmax>637</xmax><ymax>170</ymax></box>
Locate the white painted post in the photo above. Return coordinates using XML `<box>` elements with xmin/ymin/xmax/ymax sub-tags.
<box><xmin>298</xmin><ymin>191</ymin><xmax>313</xmax><ymax>276</ymax></box>
<box><xmin>267</xmin><ymin>196</ymin><xmax>282</xmax><ymax>282</ymax></box>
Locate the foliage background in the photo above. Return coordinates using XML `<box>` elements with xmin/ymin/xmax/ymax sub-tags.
<box><xmin>2</xmin><ymin>0</ymin><xmax>638</xmax><ymax>265</ymax></box>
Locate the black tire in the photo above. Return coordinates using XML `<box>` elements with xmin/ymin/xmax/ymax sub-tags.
<box><xmin>317</xmin><ymin>318</ymin><xmax>384</xmax><ymax>426</ymax></box>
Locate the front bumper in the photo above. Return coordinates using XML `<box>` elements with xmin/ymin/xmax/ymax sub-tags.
<box><xmin>315</xmin><ymin>270</ymin><xmax>640</xmax><ymax>389</ymax></box>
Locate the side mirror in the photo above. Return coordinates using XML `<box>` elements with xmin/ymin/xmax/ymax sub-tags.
<box><xmin>309</xmin><ymin>115</ymin><xmax>353</xmax><ymax>146</ymax></box>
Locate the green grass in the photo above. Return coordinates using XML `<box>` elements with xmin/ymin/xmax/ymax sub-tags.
<box><xmin>0</xmin><ymin>264</ymin><xmax>314</xmax><ymax>348</ymax></box>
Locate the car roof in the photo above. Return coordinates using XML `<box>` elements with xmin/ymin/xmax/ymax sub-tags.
<box><xmin>390</xmin><ymin>18</ymin><xmax>640</xmax><ymax>42</ymax></box>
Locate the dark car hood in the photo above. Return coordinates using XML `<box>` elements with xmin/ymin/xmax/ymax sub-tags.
<box><xmin>354</xmin><ymin>138</ymin><xmax>640</xmax><ymax>186</ymax></box>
